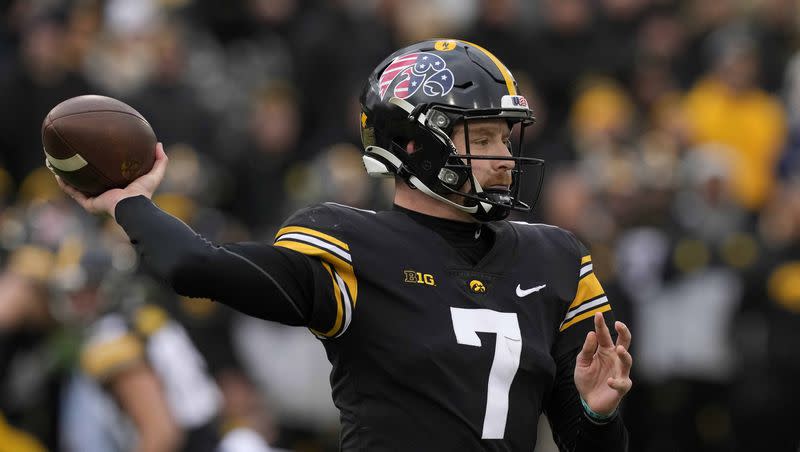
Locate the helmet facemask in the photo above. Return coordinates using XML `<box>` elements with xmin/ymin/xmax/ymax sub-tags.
<box><xmin>365</xmin><ymin>97</ymin><xmax>545</xmax><ymax>222</ymax></box>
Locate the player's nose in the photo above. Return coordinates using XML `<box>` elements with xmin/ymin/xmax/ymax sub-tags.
<box><xmin>493</xmin><ymin>142</ymin><xmax>515</xmax><ymax>171</ymax></box>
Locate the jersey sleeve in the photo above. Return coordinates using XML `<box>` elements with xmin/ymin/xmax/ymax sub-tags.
<box><xmin>553</xmin><ymin>232</ymin><xmax>616</xmax><ymax>357</ymax></box>
<box><xmin>116</xmin><ymin>195</ymin><xmax>324</xmax><ymax>329</ymax></box>
<box><xmin>80</xmin><ymin>315</ymin><xmax>146</xmax><ymax>382</ymax></box>
<box><xmin>273</xmin><ymin>204</ymin><xmax>358</xmax><ymax>339</ymax></box>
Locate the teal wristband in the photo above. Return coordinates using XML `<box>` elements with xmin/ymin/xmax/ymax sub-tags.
<box><xmin>580</xmin><ymin>398</ymin><xmax>616</xmax><ymax>423</ymax></box>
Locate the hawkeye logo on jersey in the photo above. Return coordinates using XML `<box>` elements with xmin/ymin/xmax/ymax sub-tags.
<box><xmin>379</xmin><ymin>52</ymin><xmax>454</xmax><ymax>100</ymax></box>
<box><xmin>469</xmin><ymin>280</ymin><xmax>486</xmax><ymax>294</ymax></box>
<box><xmin>404</xmin><ymin>270</ymin><xmax>436</xmax><ymax>287</ymax></box>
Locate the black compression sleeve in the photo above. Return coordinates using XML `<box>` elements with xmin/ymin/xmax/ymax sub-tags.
<box><xmin>546</xmin><ymin>347</ymin><xmax>629</xmax><ymax>452</ymax></box>
<box><xmin>115</xmin><ymin>195</ymin><xmax>321</xmax><ymax>326</ymax></box>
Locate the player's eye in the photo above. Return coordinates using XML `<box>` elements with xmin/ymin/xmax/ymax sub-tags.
<box><xmin>471</xmin><ymin>138</ymin><xmax>489</xmax><ymax>146</ymax></box>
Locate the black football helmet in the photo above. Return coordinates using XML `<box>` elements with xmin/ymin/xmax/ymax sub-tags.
<box><xmin>360</xmin><ymin>39</ymin><xmax>544</xmax><ymax>221</ymax></box>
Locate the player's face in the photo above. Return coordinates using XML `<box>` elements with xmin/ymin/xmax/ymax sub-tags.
<box><xmin>450</xmin><ymin>119</ymin><xmax>515</xmax><ymax>192</ymax></box>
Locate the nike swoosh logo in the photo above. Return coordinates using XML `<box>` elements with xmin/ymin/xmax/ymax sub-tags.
<box><xmin>516</xmin><ymin>284</ymin><xmax>547</xmax><ymax>297</ymax></box>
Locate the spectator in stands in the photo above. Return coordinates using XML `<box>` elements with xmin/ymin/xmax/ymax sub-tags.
<box><xmin>684</xmin><ymin>25</ymin><xmax>786</xmax><ymax>211</ymax></box>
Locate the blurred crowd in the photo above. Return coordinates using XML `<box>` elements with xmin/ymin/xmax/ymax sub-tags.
<box><xmin>0</xmin><ymin>0</ymin><xmax>799</xmax><ymax>451</ymax></box>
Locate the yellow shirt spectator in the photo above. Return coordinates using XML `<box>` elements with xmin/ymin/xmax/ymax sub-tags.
<box><xmin>684</xmin><ymin>77</ymin><xmax>786</xmax><ymax>210</ymax></box>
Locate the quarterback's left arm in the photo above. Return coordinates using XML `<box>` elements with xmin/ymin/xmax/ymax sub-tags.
<box><xmin>546</xmin><ymin>342</ymin><xmax>629</xmax><ymax>452</ymax></box>
<box><xmin>546</xmin><ymin>235</ymin><xmax>631</xmax><ymax>451</ymax></box>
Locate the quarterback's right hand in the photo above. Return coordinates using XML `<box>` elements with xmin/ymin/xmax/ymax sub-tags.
<box><xmin>56</xmin><ymin>142</ymin><xmax>168</xmax><ymax>220</ymax></box>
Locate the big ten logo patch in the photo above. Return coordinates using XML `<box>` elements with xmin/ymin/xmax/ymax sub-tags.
<box><xmin>404</xmin><ymin>270</ymin><xmax>436</xmax><ymax>286</ymax></box>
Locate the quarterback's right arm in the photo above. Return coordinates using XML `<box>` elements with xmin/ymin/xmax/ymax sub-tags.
<box><xmin>57</xmin><ymin>143</ymin><xmax>347</xmax><ymax>334</ymax></box>
<box><xmin>115</xmin><ymin>196</ymin><xmax>351</xmax><ymax>337</ymax></box>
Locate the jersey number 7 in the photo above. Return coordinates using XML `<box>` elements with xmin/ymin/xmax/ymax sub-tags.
<box><xmin>450</xmin><ymin>307</ymin><xmax>522</xmax><ymax>439</ymax></box>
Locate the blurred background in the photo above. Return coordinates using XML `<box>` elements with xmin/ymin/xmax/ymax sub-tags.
<box><xmin>0</xmin><ymin>0</ymin><xmax>799</xmax><ymax>451</ymax></box>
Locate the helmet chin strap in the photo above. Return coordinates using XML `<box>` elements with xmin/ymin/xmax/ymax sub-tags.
<box><xmin>467</xmin><ymin>172</ymin><xmax>494</xmax><ymax>215</ymax></box>
<box><xmin>408</xmin><ymin>175</ymin><xmax>478</xmax><ymax>214</ymax></box>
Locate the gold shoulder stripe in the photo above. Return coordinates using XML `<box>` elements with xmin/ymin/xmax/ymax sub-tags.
<box><xmin>564</xmin><ymin>295</ymin><xmax>608</xmax><ymax>321</ymax></box>
<box><xmin>275</xmin><ymin>232</ymin><xmax>351</xmax><ymax>262</ymax></box>
<box><xmin>81</xmin><ymin>334</ymin><xmax>144</xmax><ymax>379</ymax></box>
<box><xmin>457</xmin><ymin>40</ymin><xmax>516</xmax><ymax>95</ymax></box>
<box><xmin>134</xmin><ymin>305</ymin><xmax>168</xmax><ymax>336</ymax></box>
<box><xmin>309</xmin><ymin>261</ymin><xmax>345</xmax><ymax>337</ymax></box>
<box><xmin>581</xmin><ymin>255</ymin><xmax>592</xmax><ymax>265</ymax></box>
<box><xmin>569</xmin><ymin>272</ymin><xmax>604</xmax><ymax>309</ymax></box>
<box><xmin>274</xmin><ymin>240</ymin><xmax>358</xmax><ymax>305</ymax></box>
<box><xmin>559</xmin><ymin>304</ymin><xmax>612</xmax><ymax>332</ymax></box>
<box><xmin>276</xmin><ymin>226</ymin><xmax>349</xmax><ymax>251</ymax></box>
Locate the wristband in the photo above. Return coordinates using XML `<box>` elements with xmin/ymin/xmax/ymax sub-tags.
<box><xmin>580</xmin><ymin>398</ymin><xmax>617</xmax><ymax>424</ymax></box>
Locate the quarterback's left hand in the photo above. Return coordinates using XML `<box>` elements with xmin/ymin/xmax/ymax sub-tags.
<box><xmin>574</xmin><ymin>312</ymin><xmax>633</xmax><ymax>416</ymax></box>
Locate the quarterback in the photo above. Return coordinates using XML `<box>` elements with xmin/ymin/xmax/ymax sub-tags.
<box><xmin>58</xmin><ymin>39</ymin><xmax>632</xmax><ymax>451</ymax></box>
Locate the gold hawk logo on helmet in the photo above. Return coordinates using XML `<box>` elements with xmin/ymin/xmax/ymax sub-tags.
<box><xmin>434</xmin><ymin>40</ymin><xmax>457</xmax><ymax>51</ymax></box>
<box><xmin>469</xmin><ymin>280</ymin><xmax>486</xmax><ymax>294</ymax></box>
<box><xmin>378</xmin><ymin>52</ymin><xmax>454</xmax><ymax>100</ymax></box>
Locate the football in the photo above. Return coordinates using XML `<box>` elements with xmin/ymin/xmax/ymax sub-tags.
<box><xmin>41</xmin><ymin>95</ymin><xmax>157</xmax><ymax>196</ymax></box>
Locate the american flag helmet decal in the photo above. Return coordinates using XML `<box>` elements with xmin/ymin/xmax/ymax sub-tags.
<box><xmin>378</xmin><ymin>52</ymin><xmax>454</xmax><ymax>100</ymax></box>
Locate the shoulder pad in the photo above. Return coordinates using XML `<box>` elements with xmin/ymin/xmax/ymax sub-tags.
<box><xmin>508</xmin><ymin>221</ymin><xmax>586</xmax><ymax>259</ymax></box>
<box><xmin>81</xmin><ymin>315</ymin><xmax>144</xmax><ymax>381</ymax></box>
<box><xmin>274</xmin><ymin>204</ymin><xmax>358</xmax><ymax>339</ymax></box>
<box><xmin>134</xmin><ymin>304</ymin><xmax>169</xmax><ymax>337</ymax></box>
<box><xmin>274</xmin><ymin>203</ymin><xmax>353</xmax><ymax>265</ymax></box>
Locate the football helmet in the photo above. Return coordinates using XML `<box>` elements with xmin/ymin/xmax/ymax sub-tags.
<box><xmin>48</xmin><ymin>235</ymin><xmax>153</xmax><ymax>325</ymax></box>
<box><xmin>360</xmin><ymin>39</ymin><xmax>544</xmax><ymax>221</ymax></box>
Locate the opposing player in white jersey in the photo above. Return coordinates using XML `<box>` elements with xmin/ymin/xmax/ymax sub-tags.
<box><xmin>54</xmin><ymin>247</ymin><xmax>271</xmax><ymax>452</ymax></box>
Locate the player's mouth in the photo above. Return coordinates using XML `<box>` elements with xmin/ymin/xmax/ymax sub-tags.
<box><xmin>483</xmin><ymin>185</ymin><xmax>512</xmax><ymax>204</ymax></box>
<box><xmin>486</xmin><ymin>184</ymin><xmax>511</xmax><ymax>192</ymax></box>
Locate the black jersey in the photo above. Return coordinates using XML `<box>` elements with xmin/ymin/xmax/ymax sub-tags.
<box><xmin>115</xmin><ymin>196</ymin><xmax>625</xmax><ymax>452</ymax></box>
<box><xmin>273</xmin><ymin>203</ymin><xmax>615</xmax><ymax>451</ymax></box>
